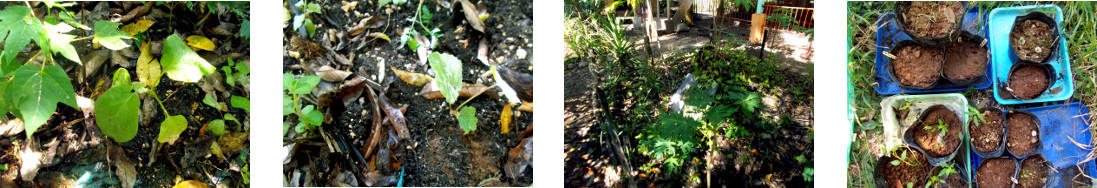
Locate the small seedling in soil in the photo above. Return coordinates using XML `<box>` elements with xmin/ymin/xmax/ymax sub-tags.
<box><xmin>966</xmin><ymin>105</ymin><xmax>986</xmax><ymax>127</ymax></box>
<box><xmin>924</xmin><ymin>119</ymin><xmax>949</xmax><ymax>148</ymax></box>
<box><xmin>927</xmin><ymin>163</ymin><xmax>958</xmax><ymax>188</ymax></box>
<box><xmin>890</xmin><ymin>149</ymin><xmax>920</xmax><ymax>167</ymax></box>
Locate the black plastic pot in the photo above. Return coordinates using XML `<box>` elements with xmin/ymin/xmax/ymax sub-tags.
<box><xmin>976</xmin><ymin>157</ymin><xmax>1021</xmax><ymax>188</ymax></box>
<box><xmin>1010</xmin><ymin>11</ymin><xmax>1060</xmax><ymax>64</ymax></box>
<box><xmin>1016</xmin><ymin>154</ymin><xmax>1052</xmax><ymax>188</ymax></box>
<box><xmin>874</xmin><ymin>147</ymin><xmax>932</xmax><ymax>188</ymax></box>
<box><xmin>895</xmin><ymin>1</ymin><xmax>967</xmax><ymax>46</ymax></box>
<box><xmin>970</xmin><ymin>107</ymin><xmax>1007</xmax><ymax>159</ymax></box>
<box><xmin>887</xmin><ymin>40</ymin><xmax>945</xmax><ymax>90</ymax></box>
<box><xmin>1005</xmin><ymin>110</ymin><xmax>1042</xmax><ymax>159</ymax></box>
<box><xmin>944</xmin><ymin>31</ymin><xmax>990</xmax><ymax>85</ymax></box>
<box><xmin>903</xmin><ymin>105</ymin><xmax>963</xmax><ymax>166</ymax></box>
<box><xmin>1006</xmin><ymin>61</ymin><xmax>1055</xmax><ymax>100</ymax></box>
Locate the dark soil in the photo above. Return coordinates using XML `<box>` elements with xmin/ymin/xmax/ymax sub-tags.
<box><xmin>881</xmin><ymin>147</ymin><xmax>930</xmax><ymax>188</ymax></box>
<box><xmin>1006</xmin><ymin>111</ymin><xmax>1040</xmax><ymax>157</ymax></box>
<box><xmin>893</xmin><ymin>44</ymin><xmax>944</xmax><ymax>88</ymax></box>
<box><xmin>900</xmin><ymin>1</ymin><xmax>964</xmax><ymax>38</ymax></box>
<box><xmin>944</xmin><ymin>38</ymin><xmax>988</xmax><ymax>80</ymax></box>
<box><xmin>977</xmin><ymin>158</ymin><xmax>1017</xmax><ymax>188</ymax></box>
<box><xmin>928</xmin><ymin>165</ymin><xmax>967</xmax><ymax>188</ymax></box>
<box><xmin>969</xmin><ymin>109</ymin><xmax>1004</xmax><ymax>153</ymax></box>
<box><xmin>1017</xmin><ymin>155</ymin><xmax>1049</xmax><ymax>188</ymax></box>
<box><xmin>282</xmin><ymin>0</ymin><xmax>533</xmax><ymax>186</ymax></box>
<box><xmin>1010</xmin><ymin>20</ymin><xmax>1054</xmax><ymax>62</ymax></box>
<box><xmin>913</xmin><ymin>106</ymin><xmax>961</xmax><ymax>157</ymax></box>
<box><xmin>1008</xmin><ymin>64</ymin><xmax>1049</xmax><ymax>100</ymax></box>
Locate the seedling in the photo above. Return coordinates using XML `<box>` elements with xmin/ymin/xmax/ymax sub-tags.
<box><xmin>291</xmin><ymin>0</ymin><xmax>322</xmax><ymax>37</ymax></box>
<box><xmin>889</xmin><ymin>149</ymin><xmax>921</xmax><ymax>167</ymax></box>
<box><xmin>283</xmin><ymin>73</ymin><xmax>323</xmax><ymax>136</ymax></box>
<box><xmin>966</xmin><ymin>105</ymin><xmax>986</xmax><ymax>127</ymax></box>
<box><xmin>924</xmin><ymin>119</ymin><xmax>949</xmax><ymax>148</ymax></box>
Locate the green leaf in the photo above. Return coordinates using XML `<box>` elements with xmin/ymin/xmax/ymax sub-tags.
<box><xmin>231</xmin><ymin>95</ymin><xmax>250</xmax><ymax>112</ymax></box>
<box><xmin>303</xmin><ymin>19</ymin><xmax>316</xmax><ymax>37</ymax></box>
<box><xmin>208</xmin><ymin>119</ymin><xmax>226</xmax><ymax>136</ymax></box>
<box><xmin>44</xmin><ymin>21</ymin><xmax>81</xmax><ymax>64</ymax></box>
<box><xmin>95</xmin><ymin>69</ymin><xmax>139</xmax><ymax>142</ymax></box>
<box><xmin>12</xmin><ymin>65</ymin><xmax>77</xmax><ymax>136</ymax></box>
<box><xmin>305</xmin><ymin>3</ymin><xmax>322</xmax><ymax>14</ymax></box>
<box><xmin>283</xmin><ymin>122</ymin><xmax>291</xmax><ymax>136</ymax></box>
<box><xmin>157</xmin><ymin>115</ymin><xmax>187</xmax><ymax>144</ymax></box>
<box><xmin>393</xmin><ymin>0</ymin><xmax>407</xmax><ymax>6</ymax></box>
<box><xmin>239</xmin><ymin>20</ymin><xmax>250</xmax><ymax>41</ymax></box>
<box><xmin>0</xmin><ymin>81</ymin><xmax>11</xmax><ymax>117</ymax></box>
<box><xmin>458</xmin><ymin>106</ymin><xmax>477</xmax><ymax>135</ymax></box>
<box><xmin>111</xmin><ymin>67</ymin><xmax>132</xmax><ymax>89</ymax></box>
<box><xmin>290</xmin><ymin>75</ymin><xmax>320</xmax><ymax>95</ymax></box>
<box><xmin>295</xmin><ymin>122</ymin><xmax>308</xmax><ymax>133</ymax></box>
<box><xmin>379</xmin><ymin>0</ymin><xmax>391</xmax><ymax>8</ymax></box>
<box><xmin>58</xmin><ymin>13</ymin><xmax>89</xmax><ymax>30</ymax></box>
<box><xmin>224</xmin><ymin>114</ymin><xmax>239</xmax><ymax>126</ymax></box>
<box><xmin>0</xmin><ymin>6</ymin><xmax>45</xmax><ymax>65</ymax></box>
<box><xmin>283</xmin><ymin>73</ymin><xmax>294</xmax><ymax>91</ymax></box>
<box><xmin>223</xmin><ymin>65</ymin><xmax>235</xmax><ymax>87</ymax></box>
<box><xmin>428</xmin><ymin>52</ymin><xmax>462</xmax><ymax>104</ymax></box>
<box><xmin>283</xmin><ymin>95</ymin><xmax>294</xmax><ymax>116</ymax></box>
<box><xmin>292</xmin><ymin>15</ymin><xmax>304</xmax><ymax>30</ymax></box>
<box><xmin>93</xmin><ymin>21</ymin><xmax>132</xmax><ymax>50</ymax></box>
<box><xmin>202</xmin><ymin>93</ymin><xmax>222</xmax><ymax>110</ymax></box>
<box><xmin>161</xmin><ymin>34</ymin><xmax>214</xmax><ymax>82</ymax></box>
<box><xmin>300</xmin><ymin>105</ymin><xmax>322</xmax><ymax>126</ymax></box>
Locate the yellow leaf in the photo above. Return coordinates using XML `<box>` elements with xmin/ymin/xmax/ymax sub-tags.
<box><xmin>171</xmin><ymin>180</ymin><xmax>209</xmax><ymax>188</ymax></box>
<box><xmin>368</xmin><ymin>32</ymin><xmax>390</xmax><ymax>42</ymax></box>
<box><xmin>391</xmin><ymin>65</ymin><xmax>433</xmax><ymax>87</ymax></box>
<box><xmin>500</xmin><ymin>103</ymin><xmax>512</xmax><ymax>134</ymax></box>
<box><xmin>121</xmin><ymin>20</ymin><xmax>155</xmax><ymax>36</ymax></box>
<box><xmin>185</xmin><ymin>35</ymin><xmax>216</xmax><ymax>51</ymax></box>
<box><xmin>136</xmin><ymin>42</ymin><xmax>162</xmax><ymax>88</ymax></box>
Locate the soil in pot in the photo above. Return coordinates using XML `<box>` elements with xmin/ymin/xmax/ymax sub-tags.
<box><xmin>1010</xmin><ymin>19</ymin><xmax>1055</xmax><ymax>63</ymax></box>
<box><xmin>969</xmin><ymin>109</ymin><xmax>1004</xmax><ymax>154</ymax></box>
<box><xmin>893</xmin><ymin>44</ymin><xmax>944</xmax><ymax>88</ymax></box>
<box><xmin>944</xmin><ymin>35</ymin><xmax>988</xmax><ymax>81</ymax></box>
<box><xmin>913</xmin><ymin>106</ymin><xmax>962</xmax><ymax>157</ymax></box>
<box><xmin>1007</xmin><ymin>111</ymin><xmax>1040</xmax><ymax>156</ymax></box>
<box><xmin>977</xmin><ymin>158</ymin><xmax>1018</xmax><ymax>188</ymax></box>
<box><xmin>928</xmin><ymin>164</ymin><xmax>968</xmax><ymax>188</ymax></box>
<box><xmin>1008</xmin><ymin>63</ymin><xmax>1050</xmax><ymax>100</ymax></box>
<box><xmin>900</xmin><ymin>1</ymin><xmax>964</xmax><ymax>38</ymax></box>
<box><xmin>1017</xmin><ymin>155</ymin><xmax>1050</xmax><ymax>188</ymax></box>
<box><xmin>881</xmin><ymin>147</ymin><xmax>932</xmax><ymax>188</ymax></box>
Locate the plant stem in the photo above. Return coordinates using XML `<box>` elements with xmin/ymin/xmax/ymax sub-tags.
<box><xmin>454</xmin><ymin>85</ymin><xmax>498</xmax><ymax>111</ymax></box>
<box><xmin>149</xmin><ymin>90</ymin><xmax>170</xmax><ymax>115</ymax></box>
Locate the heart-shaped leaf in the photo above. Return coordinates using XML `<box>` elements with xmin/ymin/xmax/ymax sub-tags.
<box><xmin>428</xmin><ymin>52</ymin><xmax>462</xmax><ymax>104</ymax></box>
<box><xmin>231</xmin><ymin>95</ymin><xmax>250</xmax><ymax>112</ymax></box>
<box><xmin>300</xmin><ymin>105</ymin><xmax>322</xmax><ymax>126</ymax></box>
<box><xmin>95</xmin><ymin>68</ymin><xmax>139</xmax><ymax>142</ymax></box>
<box><xmin>207</xmin><ymin>119</ymin><xmax>226</xmax><ymax>136</ymax></box>
<box><xmin>161</xmin><ymin>34</ymin><xmax>214</xmax><ymax>82</ymax></box>
<box><xmin>11</xmin><ymin>65</ymin><xmax>77</xmax><ymax>137</ymax></box>
<box><xmin>92</xmin><ymin>21</ymin><xmax>131</xmax><ymax>50</ymax></box>
<box><xmin>157</xmin><ymin>115</ymin><xmax>187</xmax><ymax>144</ymax></box>
<box><xmin>458</xmin><ymin>106</ymin><xmax>477</xmax><ymax>135</ymax></box>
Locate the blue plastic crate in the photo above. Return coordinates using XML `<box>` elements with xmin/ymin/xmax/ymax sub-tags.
<box><xmin>988</xmin><ymin>5</ymin><xmax>1074</xmax><ymax>105</ymax></box>
<box><xmin>971</xmin><ymin>102</ymin><xmax>1096</xmax><ymax>187</ymax></box>
<box><xmin>874</xmin><ymin>7</ymin><xmax>993</xmax><ymax>95</ymax></box>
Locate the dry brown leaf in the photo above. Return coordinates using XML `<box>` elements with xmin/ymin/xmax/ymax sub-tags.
<box><xmin>316</xmin><ymin>66</ymin><xmax>352</xmax><ymax>82</ymax></box>
<box><xmin>348</xmin><ymin>16</ymin><xmax>386</xmax><ymax>36</ymax></box>
<box><xmin>456</xmin><ymin>0</ymin><xmax>485</xmax><ymax>32</ymax></box>
<box><xmin>111</xmin><ymin>50</ymin><xmax>131</xmax><ymax>68</ymax></box>
<box><xmin>367</xmin><ymin>32</ymin><xmax>391</xmax><ymax>43</ymax></box>
<box><xmin>419</xmin><ymin>82</ymin><xmax>498</xmax><ymax>100</ymax></box>
<box><xmin>500</xmin><ymin>103</ymin><xmax>511</xmax><ymax>134</ymax></box>
<box><xmin>477</xmin><ymin>38</ymin><xmax>490</xmax><ymax>66</ymax></box>
<box><xmin>111</xmin><ymin>145</ymin><xmax>138</xmax><ymax>188</ymax></box>
<box><xmin>341</xmin><ymin>1</ymin><xmax>358</xmax><ymax>14</ymax></box>
<box><xmin>505</xmin><ymin>137</ymin><xmax>533</xmax><ymax>179</ymax></box>
<box><xmin>391</xmin><ymin>65</ymin><xmax>433</xmax><ymax>87</ymax></box>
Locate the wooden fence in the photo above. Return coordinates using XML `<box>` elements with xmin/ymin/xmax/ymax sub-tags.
<box><xmin>728</xmin><ymin>5</ymin><xmax>814</xmax><ymax>31</ymax></box>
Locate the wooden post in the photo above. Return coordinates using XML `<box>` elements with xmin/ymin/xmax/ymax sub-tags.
<box><xmin>749</xmin><ymin>13</ymin><xmax>766</xmax><ymax>44</ymax></box>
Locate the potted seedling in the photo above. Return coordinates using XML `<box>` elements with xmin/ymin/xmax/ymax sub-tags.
<box><xmin>943</xmin><ymin>31</ymin><xmax>989</xmax><ymax>85</ymax></box>
<box><xmin>968</xmin><ymin>106</ymin><xmax>1007</xmax><ymax>158</ymax></box>
<box><xmin>904</xmin><ymin>105</ymin><xmax>962</xmax><ymax>165</ymax></box>
<box><xmin>1006</xmin><ymin>110</ymin><xmax>1042</xmax><ymax>158</ymax></box>
<box><xmin>876</xmin><ymin>146</ymin><xmax>932</xmax><ymax>188</ymax></box>
<box><xmin>976</xmin><ymin>157</ymin><xmax>1019</xmax><ymax>188</ymax></box>
<box><xmin>895</xmin><ymin>1</ymin><xmax>965</xmax><ymax>45</ymax></box>
<box><xmin>1006</xmin><ymin>61</ymin><xmax>1054</xmax><ymax>100</ymax></box>
<box><xmin>1017</xmin><ymin>155</ymin><xmax>1050</xmax><ymax>188</ymax></box>
<box><xmin>886</xmin><ymin>40</ymin><xmax>945</xmax><ymax>89</ymax></box>
<box><xmin>926</xmin><ymin>162</ymin><xmax>968</xmax><ymax>188</ymax></box>
<box><xmin>1009</xmin><ymin>11</ymin><xmax>1059</xmax><ymax>64</ymax></box>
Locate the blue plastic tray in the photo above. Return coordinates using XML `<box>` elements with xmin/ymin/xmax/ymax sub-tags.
<box><xmin>874</xmin><ymin>7</ymin><xmax>994</xmax><ymax>95</ymax></box>
<box><xmin>989</xmin><ymin>5</ymin><xmax>1074</xmax><ymax>105</ymax></box>
<box><xmin>971</xmin><ymin>102</ymin><xmax>1096</xmax><ymax>187</ymax></box>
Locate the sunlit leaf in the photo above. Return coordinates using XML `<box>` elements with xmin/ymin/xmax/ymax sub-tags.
<box><xmin>185</xmin><ymin>35</ymin><xmax>216</xmax><ymax>51</ymax></box>
<box><xmin>208</xmin><ymin>119</ymin><xmax>226</xmax><ymax>136</ymax></box>
<box><xmin>171</xmin><ymin>180</ymin><xmax>209</xmax><ymax>188</ymax></box>
<box><xmin>300</xmin><ymin>105</ymin><xmax>322</xmax><ymax>126</ymax></box>
<box><xmin>136</xmin><ymin>41</ymin><xmax>162</xmax><ymax>87</ymax></box>
<box><xmin>231</xmin><ymin>95</ymin><xmax>249</xmax><ymax>112</ymax></box>
<box><xmin>58</xmin><ymin>13</ymin><xmax>89</xmax><ymax>30</ymax></box>
<box><xmin>161</xmin><ymin>34</ymin><xmax>214</xmax><ymax>82</ymax></box>
<box><xmin>458</xmin><ymin>106</ymin><xmax>477</xmax><ymax>135</ymax></box>
<box><xmin>92</xmin><ymin>21</ymin><xmax>132</xmax><ymax>50</ymax></box>
<box><xmin>428</xmin><ymin>52</ymin><xmax>462</xmax><ymax>104</ymax></box>
<box><xmin>500</xmin><ymin>103</ymin><xmax>511</xmax><ymax>134</ymax></box>
<box><xmin>0</xmin><ymin>6</ymin><xmax>46</xmax><ymax>65</ymax></box>
<box><xmin>157</xmin><ymin>115</ymin><xmax>187</xmax><ymax>144</ymax></box>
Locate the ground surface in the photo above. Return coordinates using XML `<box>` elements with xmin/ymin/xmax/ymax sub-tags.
<box><xmin>0</xmin><ymin>2</ymin><xmax>251</xmax><ymax>187</ymax></box>
<box><xmin>282</xmin><ymin>0</ymin><xmax>533</xmax><ymax>186</ymax></box>
<box><xmin>564</xmin><ymin>14</ymin><xmax>814</xmax><ymax>187</ymax></box>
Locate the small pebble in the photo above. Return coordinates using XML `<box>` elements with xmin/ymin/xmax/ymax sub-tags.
<box><xmin>516</xmin><ymin>48</ymin><xmax>527</xmax><ymax>59</ymax></box>
<box><xmin>1031</xmin><ymin>131</ymin><xmax>1037</xmax><ymax>137</ymax></box>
